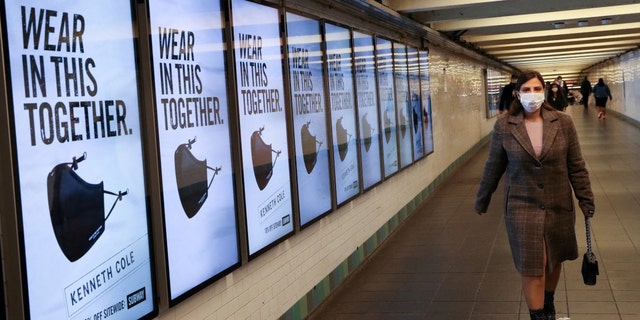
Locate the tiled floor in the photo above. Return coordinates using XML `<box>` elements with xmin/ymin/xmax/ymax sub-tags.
<box><xmin>308</xmin><ymin>106</ymin><xmax>640</xmax><ymax>320</ymax></box>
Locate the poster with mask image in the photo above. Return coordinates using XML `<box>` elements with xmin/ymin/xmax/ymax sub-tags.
<box><xmin>2</xmin><ymin>1</ymin><xmax>156</xmax><ymax>319</ymax></box>
<box><xmin>420</xmin><ymin>50</ymin><xmax>434</xmax><ymax>155</ymax></box>
<box><xmin>353</xmin><ymin>31</ymin><xmax>382</xmax><ymax>190</ymax></box>
<box><xmin>375</xmin><ymin>37</ymin><xmax>398</xmax><ymax>177</ymax></box>
<box><xmin>148</xmin><ymin>0</ymin><xmax>240</xmax><ymax>304</ymax></box>
<box><xmin>394</xmin><ymin>42</ymin><xmax>413</xmax><ymax>168</ymax></box>
<box><xmin>407</xmin><ymin>46</ymin><xmax>424</xmax><ymax>160</ymax></box>
<box><xmin>232</xmin><ymin>0</ymin><xmax>294</xmax><ymax>256</ymax></box>
<box><xmin>325</xmin><ymin>22</ymin><xmax>360</xmax><ymax>206</ymax></box>
<box><xmin>285</xmin><ymin>13</ymin><xmax>332</xmax><ymax>227</ymax></box>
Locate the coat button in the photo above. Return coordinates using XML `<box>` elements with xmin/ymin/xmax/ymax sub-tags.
<box><xmin>538</xmin><ymin>184</ymin><xmax>544</xmax><ymax>189</ymax></box>
<box><xmin>535</xmin><ymin>163</ymin><xmax>541</xmax><ymax>167</ymax></box>
<box><xmin>540</xmin><ymin>205</ymin><xmax>545</xmax><ymax>210</ymax></box>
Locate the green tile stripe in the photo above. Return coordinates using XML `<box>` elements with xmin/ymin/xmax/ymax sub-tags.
<box><xmin>279</xmin><ymin>136</ymin><xmax>490</xmax><ymax>320</ymax></box>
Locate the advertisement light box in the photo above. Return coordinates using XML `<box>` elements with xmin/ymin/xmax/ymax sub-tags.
<box><xmin>324</xmin><ymin>22</ymin><xmax>360</xmax><ymax>205</ymax></box>
<box><xmin>420</xmin><ymin>50</ymin><xmax>435</xmax><ymax>155</ymax></box>
<box><xmin>393</xmin><ymin>42</ymin><xmax>413</xmax><ymax>169</ymax></box>
<box><xmin>148</xmin><ymin>0</ymin><xmax>240</xmax><ymax>304</ymax></box>
<box><xmin>375</xmin><ymin>37</ymin><xmax>398</xmax><ymax>177</ymax></box>
<box><xmin>353</xmin><ymin>31</ymin><xmax>382</xmax><ymax>190</ymax></box>
<box><xmin>232</xmin><ymin>0</ymin><xmax>294</xmax><ymax>257</ymax></box>
<box><xmin>285</xmin><ymin>12</ymin><xmax>333</xmax><ymax>227</ymax></box>
<box><xmin>2</xmin><ymin>1</ymin><xmax>156</xmax><ymax>319</ymax></box>
<box><xmin>407</xmin><ymin>46</ymin><xmax>425</xmax><ymax>161</ymax></box>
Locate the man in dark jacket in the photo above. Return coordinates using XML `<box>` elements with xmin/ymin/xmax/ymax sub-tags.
<box><xmin>498</xmin><ymin>74</ymin><xmax>517</xmax><ymax>113</ymax></box>
<box><xmin>580</xmin><ymin>76</ymin><xmax>592</xmax><ymax>109</ymax></box>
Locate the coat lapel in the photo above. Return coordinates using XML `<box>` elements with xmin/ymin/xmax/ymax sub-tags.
<box><xmin>508</xmin><ymin>114</ymin><xmax>537</xmax><ymax>160</ymax></box>
<box><xmin>539</xmin><ymin>109</ymin><xmax>559</xmax><ymax>161</ymax></box>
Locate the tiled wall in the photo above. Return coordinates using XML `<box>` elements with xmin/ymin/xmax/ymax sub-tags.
<box><xmin>154</xmin><ymin>46</ymin><xmax>497</xmax><ymax>319</ymax></box>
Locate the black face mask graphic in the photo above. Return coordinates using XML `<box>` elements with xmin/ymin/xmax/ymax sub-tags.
<box><xmin>47</xmin><ymin>153</ymin><xmax>127</xmax><ymax>262</ymax></box>
<box><xmin>336</xmin><ymin>117</ymin><xmax>352</xmax><ymax>162</ymax></box>
<box><xmin>399</xmin><ymin>106</ymin><xmax>408</xmax><ymax>139</ymax></box>
<box><xmin>384</xmin><ymin>110</ymin><xmax>393</xmax><ymax>144</ymax></box>
<box><xmin>361</xmin><ymin>113</ymin><xmax>374</xmax><ymax>152</ymax></box>
<box><xmin>251</xmin><ymin>127</ymin><xmax>281</xmax><ymax>190</ymax></box>
<box><xmin>301</xmin><ymin>121</ymin><xmax>323</xmax><ymax>174</ymax></box>
<box><xmin>411</xmin><ymin>93</ymin><xmax>421</xmax><ymax>134</ymax></box>
<box><xmin>175</xmin><ymin>137</ymin><xmax>221</xmax><ymax>218</ymax></box>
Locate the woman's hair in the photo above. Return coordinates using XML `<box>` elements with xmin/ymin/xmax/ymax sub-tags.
<box><xmin>508</xmin><ymin>70</ymin><xmax>554</xmax><ymax>115</ymax></box>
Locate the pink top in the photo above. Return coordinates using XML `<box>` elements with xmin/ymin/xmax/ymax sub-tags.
<box><xmin>525</xmin><ymin>120</ymin><xmax>543</xmax><ymax>157</ymax></box>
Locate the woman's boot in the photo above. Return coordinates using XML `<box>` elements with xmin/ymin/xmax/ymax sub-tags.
<box><xmin>544</xmin><ymin>290</ymin><xmax>556</xmax><ymax>320</ymax></box>
<box><xmin>530</xmin><ymin>308</ymin><xmax>546</xmax><ymax>320</ymax></box>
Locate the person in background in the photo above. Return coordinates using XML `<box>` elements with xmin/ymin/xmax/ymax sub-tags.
<box><xmin>547</xmin><ymin>83</ymin><xmax>568</xmax><ymax>111</ymax></box>
<box><xmin>593</xmin><ymin>78</ymin><xmax>613</xmax><ymax>119</ymax></box>
<box><xmin>498</xmin><ymin>74</ymin><xmax>518</xmax><ymax>113</ymax></box>
<box><xmin>475</xmin><ymin>70</ymin><xmax>595</xmax><ymax>320</ymax></box>
<box><xmin>580</xmin><ymin>76</ymin><xmax>592</xmax><ymax>109</ymax></box>
<box><xmin>554</xmin><ymin>76</ymin><xmax>569</xmax><ymax>100</ymax></box>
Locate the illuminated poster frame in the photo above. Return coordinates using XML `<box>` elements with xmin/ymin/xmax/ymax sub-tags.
<box><xmin>393</xmin><ymin>42</ymin><xmax>413</xmax><ymax>169</ymax></box>
<box><xmin>285</xmin><ymin>12</ymin><xmax>333</xmax><ymax>227</ymax></box>
<box><xmin>485</xmin><ymin>68</ymin><xmax>503</xmax><ymax>118</ymax></box>
<box><xmin>147</xmin><ymin>0</ymin><xmax>241</xmax><ymax>305</ymax></box>
<box><xmin>407</xmin><ymin>46</ymin><xmax>425</xmax><ymax>161</ymax></box>
<box><xmin>231</xmin><ymin>0</ymin><xmax>294</xmax><ymax>257</ymax></box>
<box><xmin>375</xmin><ymin>37</ymin><xmax>398</xmax><ymax>178</ymax></box>
<box><xmin>353</xmin><ymin>31</ymin><xmax>382</xmax><ymax>190</ymax></box>
<box><xmin>2</xmin><ymin>1</ymin><xmax>157</xmax><ymax>319</ymax></box>
<box><xmin>419</xmin><ymin>49</ymin><xmax>434</xmax><ymax>156</ymax></box>
<box><xmin>324</xmin><ymin>22</ymin><xmax>360</xmax><ymax>206</ymax></box>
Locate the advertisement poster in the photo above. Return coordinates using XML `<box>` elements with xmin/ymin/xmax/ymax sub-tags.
<box><xmin>324</xmin><ymin>22</ymin><xmax>360</xmax><ymax>205</ymax></box>
<box><xmin>420</xmin><ymin>50</ymin><xmax>434</xmax><ymax>155</ymax></box>
<box><xmin>394</xmin><ymin>42</ymin><xmax>412</xmax><ymax>168</ymax></box>
<box><xmin>3</xmin><ymin>1</ymin><xmax>156</xmax><ymax>319</ymax></box>
<box><xmin>232</xmin><ymin>0</ymin><xmax>294</xmax><ymax>256</ymax></box>
<box><xmin>407</xmin><ymin>47</ymin><xmax>425</xmax><ymax>161</ymax></box>
<box><xmin>486</xmin><ymin>68</ymin><xmax>502</xmax><ymax>118</ymax></box>
<box><xmin>285</xmin><ymin>13</ymin><xmax>332</xmax><ymax>227</ymax></box>
<box><xmin>148</xmin><ymin>0</ymin><xmax>240</xmax><ymax>303</ymax></box>
<box><xmin>375</xmin><ymin>37</ymin><xmax>398</xmax><ymax>177</ymax></box>
<box><xmin>353</xmin><ymin>31</ymin><xmax>382</xmax><ymax>190</ymax></box>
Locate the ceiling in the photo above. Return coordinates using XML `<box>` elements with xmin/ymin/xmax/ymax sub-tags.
<box><xmin>385</xmin><ymin>0</ymin><xmax>640</xmax><ymax>87</ymax></box>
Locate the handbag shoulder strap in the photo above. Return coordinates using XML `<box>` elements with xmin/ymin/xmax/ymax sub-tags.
<box><xmin>585</xmin><ymin>217</ymin><xmax>593</xmax><ymax>254</ymax></box>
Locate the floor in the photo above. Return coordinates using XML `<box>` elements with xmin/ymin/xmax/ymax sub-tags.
<box><xmin>308</xmin><ymin>106</ymin><xmax>640</xmax><ymax>320</ymax></box>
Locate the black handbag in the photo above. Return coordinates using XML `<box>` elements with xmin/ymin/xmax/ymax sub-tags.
<box><xmin>581</xmin><ymin>217</ymin><xmax>599</xmax><ymax>285</ymax></box>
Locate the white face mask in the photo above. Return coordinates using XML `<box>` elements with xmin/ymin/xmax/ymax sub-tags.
<box><xmin>519</xmin><ymin>92</ymin><xmax>545</xmax><ymax>113</ymax></box>
<box><xmin>552</xmin><ymin>87</ymin><xmax>558</xmax><ymax>92</ymax></box>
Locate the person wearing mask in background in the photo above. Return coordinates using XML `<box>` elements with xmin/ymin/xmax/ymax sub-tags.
<box><xmin>498</xmin><ymin>74</ymin><xmax>518</xmax><ymax>113</ymax></box>
<box><xmin>593</xmin><ymin>78</ymin><xmax>613</xmax><ymax>119</ymax></box>
<box><xmin>580</xmin><ymin>76</ymin><xmax>592</xmax><ymax>109</ymax></box>
<box><xmin>547</xmin><ymin>82</ymin><xmax>568</xmax><ymax>112</ymax></box>
<box><xmin>554</xmin><ymin>76</ymin><xmax>569</xmax><ymax>100</ymax></box>
<box><xmin>475</xmin><ymin>70</ymin><xmax>595</xmax><ymax>320</ymax></box>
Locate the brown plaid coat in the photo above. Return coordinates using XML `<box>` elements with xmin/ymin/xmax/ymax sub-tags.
<box><xmin>475</xmin><ymin>108</ymin><xmax>594</xmax><ymax>276</ymax></box>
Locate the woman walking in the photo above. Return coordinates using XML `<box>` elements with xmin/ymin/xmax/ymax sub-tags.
<box><xmin>475</xmin><ymin>71</ymin><xmax>595</xmax><ymax>320</ymax></box>
<box><xmin>593</xmin><ymin>78</ymin><xmax>612</xmax><ymax>119</ymax></box>
<box><xmin>546</xmin><ymin>82</ymin><xmax>568</xmax><ymax>112</ymax></box>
